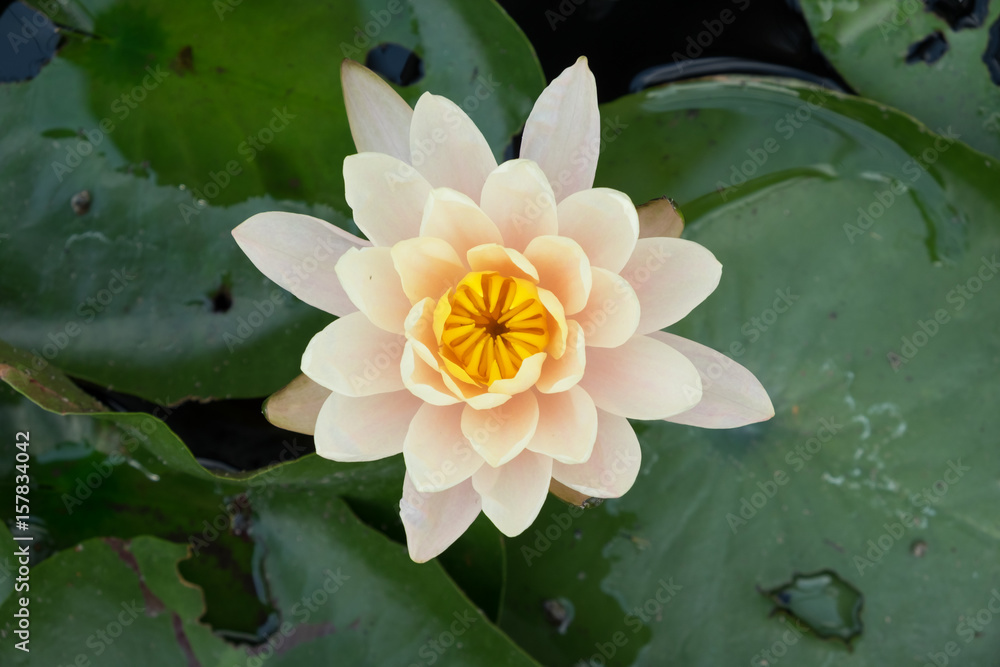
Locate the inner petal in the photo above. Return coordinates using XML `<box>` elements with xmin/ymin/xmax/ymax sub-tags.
<box><xmin>438</xmin><ymin>271</ymin><xmax>550</xmax><ymax>387</ymax></box>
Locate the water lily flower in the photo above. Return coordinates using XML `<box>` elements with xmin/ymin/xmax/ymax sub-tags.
<box><xmin>233</xmin><ymin>57</ymin><xmax>774</xmax><ymax>562</ymax></box>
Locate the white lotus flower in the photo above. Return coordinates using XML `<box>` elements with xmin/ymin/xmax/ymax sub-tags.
<box><xmin>233</xmin><ymin>57</ymin><xmax>774</xmax><ymax>562</ymax></box>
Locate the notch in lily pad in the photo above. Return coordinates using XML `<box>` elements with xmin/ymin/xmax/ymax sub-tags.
<box><xmin>925</xmin><ymin>0</ymin><xmax>989</xmax><ymax>31</ymax></box>
<box><xmin>759</xmin><ymin>570</ymin><xmax>864</xmax><ymax>648</ymax></box>
<box><xmin>365</xmin><ymin>42</ymin><xmax>423</xmax><ymax>85</ymax></box>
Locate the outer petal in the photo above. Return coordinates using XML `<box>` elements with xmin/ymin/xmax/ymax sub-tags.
<box><xmin>621</xmin><ymin>238</ymin><xmax>722</xmax><ymax>334</ymax></box>
<box><xmin>400</xmin><ymin>474</ymin><xmax>481</xmax><ymax>563</ymax></box>
<box><xmin>391</xmin><ymin>237</ymin><xmax>467</xmax><ymax>303</ymax></box>
<box><xmin>262</xmin><ymin>373</ymin><xmax>331</xmax><ymax>436</ymax></box>
<box><xmin>478</xmin><ymin>159</ymin><xmax>558</xmax><ymax>252</ymax></box>
<box><xmin>572</xmin><ymin>267</ymin><xmax>640</xmax><ymax>348</ymax></box>
<box><xmin>410</xmin><ymin>93</ymin><xmax>497</xmax><ymax>201</ymax></box>
<box><xmin>341</xmin><ymin>59</ymin><xmax>413</xmax><ymax>162</ymax></box>
<box><xmin>232</xmin><ymin>212</ymin><xmax>367</xmax><ymax>316</ymax></box>
<box><xmin>519</xmin><ymin>56</ymin><xmax>600</xmax><ymax>202</ymax></box>
<box><xmin>552</xmin><ymin>409</ymin><xmax>640</xmax><ymax>498</ymax></box>
<box><xmin>343</xmin><ymin>153</ymin><xmax>432</xmax><ymax>247</ymax></box>
<box><xmin>650</xmin><ymin>331</ymin><xmax>774</xmax><ymax>428</ymax></box>
<box><xmin>579</xmin><ymin>335</ymin><xmax>702</xmax><ymax>420</ymax></box>
<box><xmin>314</xmin><ymin>390</ymin><xmax>422</xmax><ymax>461</ymax></box>
<box><xmin>461</xmin><ymin>390</ymin><xmax>539</xmax><ymax>467</ymax></box>
<box><xmin>301</xmin><ymin>313</ymin><xmax>404</xmax><ymax>397</ymax></box>
<box><xmin>335</xmin><ymin>247</ymin><xmax>411</xmax><ymax>334</ymax></box>
<box><xmin>556</xmin><ymin>188</ymin><xmax>639</xmax><ymax>274</ymax></box>
<box><xmin>467</xmin><ymin>244</ymin><xmax>539</xmax><ymax>282</ymax></box>
<box><xmin>637</xmin><ymin>196</ymin><xmax>684</xmax><ymax>239</ymax></box>
<box><xmin>472</xmin><ymin>450</ymin><xmax>553</xmax><ymax>537</ymax></box>
<box><xmin>420</xmin><ymin>188</ymin><xmax>502</xmax><ymax>259</ymax></box>
<box><xmin>523</xmin><ymin>235</ymin><xmax>592</xmax><ymax>315</ymax></box>
<box><xmin>404</xmin><ymin>403</ymin><xmax>485</xmax><ymax>492</ymax></box>
<box><xmin>526</xmin><ymin>386</ymin><xmax>597</xmax><ymax>464</ymax></box>
<box><xmin>536</xmin><ymin>320</ymin><xmax>586</xmax><ymax>394</ymax></box>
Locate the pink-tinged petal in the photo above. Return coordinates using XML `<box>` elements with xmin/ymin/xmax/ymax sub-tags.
<box><xmin>473</xmin><ymin>450</ymin><xmax>553</xmax><ymax>537</ymax></box>
<box><xmin>232</xmin><ymin>212</ymin><xmax>367</xmax><ymax>316</ymax></box>
<box><xmin>519</xmin><ymin>57</ymin><xmax>599</xmax><ymax>202</ymax></box>
<box><xmin>478</xmin><ymin>159</ymin><xmax>558</xmax><ymax>251</ymax></box>
<box><xmin>621</xmin><ymin>238</ymin><xmax>722</xmax><ymax>334</ymax></box>
<box><xmin>404</xmin><ymin>403</ymin><xmax>485</xmax><ymax>492</ymax></box>
<box><xmin>410</xmin><ymin>93</ymin><xmax>497</xmax><ymax>200</ymax></box>
<box><xmin>650</xmin><ymin>331</ymin><xmax>774</xmax><ymax>428</ymax></box>
<box><xmin>262</xmin><ymin>373</ymin><xmax>331</xmax><ymax>435</ymax></box>
<box><xmin>488</xmin><ymin>352</ymin><xmax>546</xmax><ymax>396</ymax></box>
<box><xmin>556</xmin><ymin>188</ymin><xmax>639</xmax><ymax>273</ymax></box>
<box><xmin>420</xmin><ymin>188</ymin><xmax>502</xmax><ymax>259</ymax></box>
<box><xmin>301</xmin><ymin>313</ymin><xmax>405</xmax><ymax>397</ymax></box>
<box><xmin>536</xmin><ymin>320</ymin><xmax>585</xmax><ymax>394</ymax></box>
<box><xmin>400</xmin><ymin>474</ymin><xmax>481</xmax><ymax>563</ymax></box>
<box><xmin>467</xmin><ymin>244</ymin><xmax>539</xmax><ymax>282</ymax></box>
<box><xmin>314</xmin><ymin>390</ymin><xmax>421</xmax><ymax>461</ymax></box>
<box><xmin>527</xmin><ymin>386</ymin><xmax>597</xmax><ymax>464</ymax></box>
<box><xmin>461</xmin><ymin>390</ymin><xmax>539</xmax><ymax>467</ymax></box>
<box><xmin>572</xmin><ymin>267</ymin><xmax>640</xmax><ymax>348</ymax></box>
<box><xmin>552</xmin><ymin>409</ymin><xmax>640</xmax><ymax>498</ymax></box>
<box><xmin>579</xmin><ymin>335</ymin><xmax>702</xmax><ymax>419</ymax></box>
<box><xmin>335</xmin><ymin>247</ymin><xmax>411</xmax><ymax>334</ymax></box>
<box><xmin>523</xmin><ymin>235</ymin><xmax>592</xmax><ymax>315</ymax></box>
<box><xmin>391</xmin><ymin>237</ymin><xmax>467</xmax><ymax>303</ymax></box>
<box><xmin>401</xmin><ymin>341</ymin><xmax>461</xmax><ymax>406</ymax></box>
<box><xmin>343</xmin><ymin>153</ymin><xmax>432</xmax><ymax>247</ymax></box>
<box><xmin>537</xmin><ymin>287</ymin><xmax>568</xmax><ymax>360</ymax></box>
<box><xmin>341</xmin><ymin>59</ymin><xmax>413</xmax><ymax>162</ymax></box>
<box><xmin>637</xmin><ymin>196</ymin><xmax>684</xmax><ymax>239</ymax></box>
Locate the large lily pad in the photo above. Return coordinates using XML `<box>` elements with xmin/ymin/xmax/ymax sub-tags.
<box><xmin>799</xmin><ymin>0</ymin><xmax>1000</xmax><ymax>160</ymax></box>
<box><xmin>0</xmin><ymin>0</ymin><xmax>545</xmax><ymax>403</ymax></box>
<box><xmin>494</xmin><ymin>77</ymin><xmax>1000</xmax><ymax>665</ymax></box>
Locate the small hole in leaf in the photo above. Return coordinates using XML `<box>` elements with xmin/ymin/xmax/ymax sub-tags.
<box><xmin>924</xmin><ymin>0</ymin><xmax>989</xmax><ymax>31</ymax></box>
<box><xmin>985</xmin><ymin>16</ymin><xmax>1000</xmax><ymax>85</ymax></box>
<box><xmin>211</xmin><ymin>284</ymin><xmax>232</xmax><ymax>313</ymax></box>
<box><xmin>905</xmin><ymin>31</ymin><xmax>949</xmax><ymax>64</ymax></box>
<box><xmin>365</xmin><ymin>43</ymin><xmax>423</xmax><ymax>86</ymax></box>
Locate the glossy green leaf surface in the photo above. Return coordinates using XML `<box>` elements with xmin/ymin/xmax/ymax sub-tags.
<box><xmin>495</xmin><ymin>77</ymin><xmax>1000</xmax><ymax>666</ymax></box>
<box><xmin>0</xmin><ymin>0</ymin><xmax>545</xmax><ymax>403</ymax></box>
<box><xmin>799</xmin><ymin>0</ymin><xmax>1000</xmax><ymax>160</ymax></box>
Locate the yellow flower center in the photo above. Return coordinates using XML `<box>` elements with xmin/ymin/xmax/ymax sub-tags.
<box><xmin>435</xmin><ymin>272</ymin><xmax>549</xmax><ymax>386</ymax></box>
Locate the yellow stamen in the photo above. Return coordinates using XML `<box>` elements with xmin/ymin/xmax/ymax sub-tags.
<box><xmin>437</xmin><ymin>272</ymin><xmax>549</xmax><ymax>386</ymax></box>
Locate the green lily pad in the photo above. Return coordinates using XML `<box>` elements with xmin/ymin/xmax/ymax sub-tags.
<box><xmin>494</xmin><ymin>77</ymin><xmax>1000</xmax><ymax>665</ymax></box>
<box><xmin>799</xmin><ymin>0</ymin><xmax>1000</xmax><ymax>160</ymax></box>
<box><xmin>0</xmin><ymin>0</ymin><xmax>545</xmax><ymax>403</ymax></box>
<box><xmin>0</xmin><ymin>358</ymin><xmax>521</xmax><ymax>663</ymax></box>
